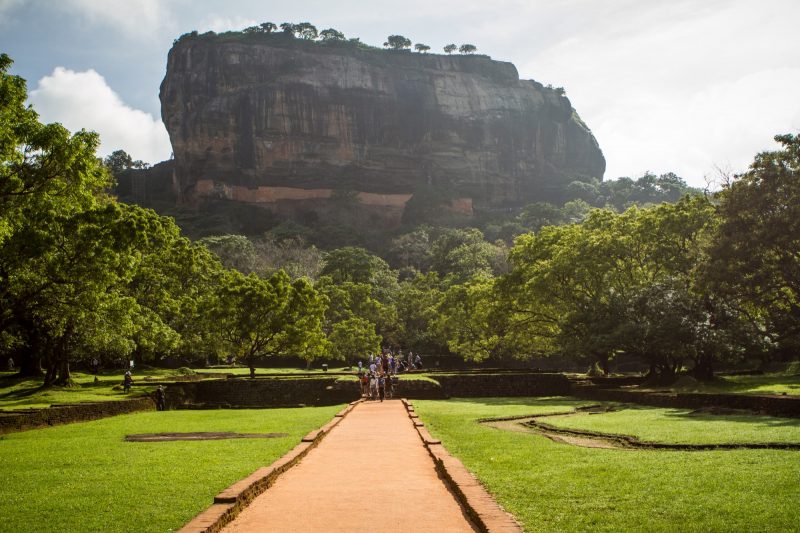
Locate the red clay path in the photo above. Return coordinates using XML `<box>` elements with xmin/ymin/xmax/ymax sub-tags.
<box><xmin>222</xmin><ymin>399</ymin><xmax>477</xmax><ymax>532</ymax></box>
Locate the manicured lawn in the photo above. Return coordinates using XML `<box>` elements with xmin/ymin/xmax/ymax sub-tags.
<box><xmin>639</xmin><ymin>373</ymin><xmax>800</xmax><ymax>396</ymax></box>
<box><xmin>414</xmin><ymin>397</ymin><xmax>800</xmax><ymax>532</ymax></box>
<box><xmin>543</xmin><ymin>405</ymin><xmax>800</xmax><ymax>444</ymax></box>
<box><xmin>0</xmin><ymin>405</ymin><xmax>341</xmax><ymax>532</ymax></box>
<box><xmin>0</xmin><ymin>371</ymin><xmax>164</xmax><ymax>410</ymax></box>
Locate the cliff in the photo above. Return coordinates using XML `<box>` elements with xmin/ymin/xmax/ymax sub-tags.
<box><xmin>160</xmin><ymin>33</ymin><xmax>605</xmax><ymax>225</ymax></box>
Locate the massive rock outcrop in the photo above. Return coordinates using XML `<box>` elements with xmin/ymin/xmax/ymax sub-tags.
<box><xmin>160</xmin><ymin>32</ymin><xmax>605</xmax><ymax>225</ymax></box>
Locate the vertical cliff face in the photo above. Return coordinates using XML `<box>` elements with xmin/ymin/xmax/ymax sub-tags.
<box><xmin>160</xmin><ymin>33</ymin><xmax>605</xmax><ymax>221</ymax></box>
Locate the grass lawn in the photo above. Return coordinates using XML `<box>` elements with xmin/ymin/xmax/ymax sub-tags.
<box><xmin>542</xmin><ymin>405</ymin><xmax>800</xmax><ymax>444</ymax></box>
<box><xmin>0</xmin><ymin>372</ymin><xmax>161</xmax><ymax>410</ymax></box>
<box><xmin>698</xmin><ymin>373</ymin><xmax>800</xmax><ymax>396</ymax></box>
<box><xmin>0</xmin><ymin>405</ymin><xmax>342</xmax><ymax>532</ymax></box>
<box><xmin>414</xmin><ymin>397</ymin><xmax>800</xmax><ymax>532</ymax></box>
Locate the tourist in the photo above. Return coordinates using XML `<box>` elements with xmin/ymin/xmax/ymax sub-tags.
<box><xmin>123</xmin><ymin>370</ymin><xmax>133</xmax><ymax>393</ymax></box>
<box><xmin>7</xmin><ymin>357</ymin><xmax>14</xmax><ymax>372</ymax></box>
<box><xmin>155</xmin><ymin>385</ymin><xmax>166</xmax><ymax>411</ymax></box>
<box><xmin>414</xmin><ymin>353</ymin><xmax>423</xmax><ymax>370</ymax></box>
<box><xmin>378</xmin><ymin>373</ymin><xmax>385</xmax><ymax>402</ymax></box>
<box><xmin>359</xmin><ymin>372</ymin><xmax>369</xmax><ymax>398</ymax></box>
<box><xmin>385</xmin><ymin>373</ymin><xmax>393</xmax><ymax>399</ymax></box>
<box><xmin>407</xmin><ymin>351</ymin><xmax>413</xmax><ymax>370</ymax></box>
<box><xmin>369</xmin><ymin>372</ymin><xmax>378</xmax><ymax>400</ymax></box>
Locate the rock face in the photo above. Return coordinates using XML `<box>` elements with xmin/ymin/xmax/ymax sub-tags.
<box><xmin>160</xmin><ymin>33</ymin><xmax>605</xmax><ymax>224</ymax></box>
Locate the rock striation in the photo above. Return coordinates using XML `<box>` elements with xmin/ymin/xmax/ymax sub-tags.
<box><xmin>160</xmin><ymin>33</ymin><xmax>605</xmax><ymax>224</ymax></box>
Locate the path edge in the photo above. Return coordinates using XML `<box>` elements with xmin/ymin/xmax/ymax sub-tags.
<box><xmin>402</xmin><ymin>398</ymin><xmax>523</xmax><ymax>533</ymax></box>
<box><xmin>178</xmin><ymin>400</ymin><xmax>362</xmax><ymax>533</ymax></box>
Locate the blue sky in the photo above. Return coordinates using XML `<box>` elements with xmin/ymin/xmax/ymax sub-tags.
<box><xmin>2</xmin><ymin>0</ymin><xmax>799</xmax><ymax>186</ymax></box>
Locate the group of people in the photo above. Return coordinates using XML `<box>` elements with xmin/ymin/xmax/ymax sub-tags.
<box><xmin>357</xmin><ymin>350</ymin><xmax>423</xmax><ymax>402</ymax></box>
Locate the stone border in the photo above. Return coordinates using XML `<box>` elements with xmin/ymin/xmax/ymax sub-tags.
<box><xmin>478</xmin><ymin>406</ymin><xmax>800</xmax><ymax>451</ymax></box>
<box><xmin>0</xmin><ymin>396</ymin><xmax>156</xmax><ymax>435</ymax></box>
<box><xmin>402</xmin><ymin>398</ymin><xmax>522</xmax><ymax>533</ymax></box>
<box><xmin>178</xmin><ymin>400</ymin><xmax>361</xmax><ymax>533</ymax></box>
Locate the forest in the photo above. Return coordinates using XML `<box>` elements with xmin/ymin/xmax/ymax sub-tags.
<box><xmin>2</xmin><ymin>53</ymin><xmax>799</xmax><ymax>385</ymax></box>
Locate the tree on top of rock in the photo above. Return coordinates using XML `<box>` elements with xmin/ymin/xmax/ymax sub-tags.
<box><xmin>320</xmin><ymin>28</ymin><xmax>345</xmax><ymax>41</ymax></box>
<box><xmin>384</xmin><ymin>35</ymin><xmax>412</xmax><ymax>50</ymax></box>
<box><xmin>280</xmin><ymin>22</ymin><xmax>294</xmax><ymax>35</ymax></box>
<box><xmin>459</xmin><ymin>44</ymin><xmax>477</xmax><ymax>54</ymax></box>
<box><xmin>294</xmin><ymin>22</ymin><xmax>318</xmax><ymax>40</ymax></box>
<box><xmin>260</xmin><ymin>22</ymin><xmax>277</xmax><ymax>33</ymax></box>
<box><xmin>443</xmin><ymin>43</ymin><xmax>457</xmax><ymax>54</ymax></box>
<box><xmin>414</xmin><ymin>43</ymin><xmax>431</xmax><ymax>53</ymax></box>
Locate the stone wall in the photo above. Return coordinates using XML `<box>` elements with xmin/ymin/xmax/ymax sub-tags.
<box><xmin>166</xmin><ymin>377</ymin><xmax>358</xmax><ymax>408</ymax></box>
<box><xmin>572</xmin><ymin>385</ymin><xmax>800</xmax><ymax>418</ymax></box>
<box><xmin>164</xmin><ymin>373</ymin><xmax>572</xmax><ymax>407</ymax></box>
<box><xmin>0</xmin><ymin>396</ymin><xmax>155</xmax><ymax>435</ymax></box>
<box><xmin>434</xmin><ymin>373</ymin><xmax>572</xmax><ymax>397</ymax></box>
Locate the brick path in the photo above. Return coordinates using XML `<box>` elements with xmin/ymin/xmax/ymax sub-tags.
<box><xmin>221</xmin><ymin>399</ymin><xmax>477</xmax><ymax>532</ymax></box>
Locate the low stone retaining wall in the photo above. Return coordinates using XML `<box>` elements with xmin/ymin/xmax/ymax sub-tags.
<box><xmin>166</xmin><ymin>373</ymin><xmax>572</xmax><ymax>408</ymax></box>
<box><xmin>434</xmin><ymin>373</ymin><xmax>572</xmax><ymax>397</ymax></box>
<box><xmin>572</xmin><ymin>385</ymin><xmax>800</xmax><ymax>418</ymax></box>
<box><xmin>166</xmin><ymin>377</ymin><xmax>357</xmax><ymax>408</ymax></box>
<box><xmin>0</xmin><ymin>396</ymin><xmax>155</xmax><ymax>435</ymax></box>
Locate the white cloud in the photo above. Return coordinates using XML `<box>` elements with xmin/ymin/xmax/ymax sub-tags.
<box><xmin>60</xmin><ymin>0</ymin><xmax>174</xmax><ymax>39</ymax></box>
<box><xmin>515</xmin><ymin>0</ymin><xmax>800</xmax><ymax>184</ymax></box>
<box><xmin>29</xmin><ymin>67</ymin><xmax>172</xmax><ymax>164</ymax></box>
<box><xmin>200</xmin><ymin>15</ymin><xmax>259</xmax><ymax>33</ymax></box>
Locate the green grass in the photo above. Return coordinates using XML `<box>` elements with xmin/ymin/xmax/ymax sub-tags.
<box><xmin>543</xmin><ymin>405</ymin><xmax>800</xmax><ymax>444</ymax></box>
<box><xmin>0</xmin><ymin>405</ymin><xmax>341</xmax><ymax>532</ymax></box>
<box><xmin>633</xmin><ymin>372</ymin><xmax>800</xmax><ymax>396</ymax></box>
<box><xmin>0</xmin><ymin>372</ymin><xmax>155</xmax><ymax>410</ymax></box>
<box><xmin>414</xmin><ymin>397</ymin><xmax>800</xmax><ymax>532</ymax></box>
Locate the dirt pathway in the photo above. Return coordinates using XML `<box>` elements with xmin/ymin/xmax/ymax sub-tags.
<box><xmin>222</xmin><ymin>400</ymin><xmax>477</xmax><ymax>533</ymax></box>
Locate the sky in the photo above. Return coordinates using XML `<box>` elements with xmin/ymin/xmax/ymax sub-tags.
<box><xmin>2</xmin><ymin>0</ymin><xmax>799</xmax><ymax>187</ymax></box>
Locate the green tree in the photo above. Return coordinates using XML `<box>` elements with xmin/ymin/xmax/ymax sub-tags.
<box><xmin>414</xmin><ymin>43</ymin><xmax>431</xmax><ymax>53</ymax></box>
<box><xmin>443</xmin><ymin>44</ymin><xmax>457</xmax><ymax>54</ymax></box>
<box><xmin>328</xmin><ymin>317</ymin><xmax>381</xmax><ymax>365</ymax></box>
<box><xmin>384</xmin><ymin>35</ymin><xmax>412</xmax><ymax>50</ymax></box>
<box><xmin>320</xmin><ymin>28</ymin><xmax>345</xmax><ymax>41</ymax></box>
<box><xmin>104</xmin><ymin>149</ymin><xmax>133</xmax><ymax>174</ymax></box>
<box><xmin>260</xmin><ymin>22</ymin><xmax>277</xmax><ymax>33</ymax></box>
<box><xmin>215</xmin><ymin>270</ymin><xmax>328</xmax><ymax>376</ymax></box>
<box><xmin>320</xmin><ymin>247</ymin><xmax>398</xmax><ymax>294</ymax></box>
<box><xmin>294</xmin><ymin>22</ymin><xmax>318</xmax><ymax>40</ymax></box>
<box><xmin>198</xmin><ymin>234</ymin><xmax>257</xmax><ymax>273</ymax></box>
<box><xmin>458</xmin><ymin>44</ymin><xmax>477</xmax><ymax>54</ymax></box>
<box><xmin>704</xmin><ymin>134</ymin><xmax>800</xmax><ymax>356</ymax></box>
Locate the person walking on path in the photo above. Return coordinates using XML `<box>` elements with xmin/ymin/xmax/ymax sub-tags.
<box><xmin>378</xmin><ymin>374</ymin><xmax>386</xmax><ymax>402</ymax></box>
<box><xmin>369</xmin><ymin>373</ymin><xmax>378</xmax><ymax>400</ymax></box>
<box><xmin>123</xmin><ymin>371</ymin><xmax>133</xmax><ymax>393</ymax></box>
<box><xmin>155</xmin><ymin>385</ymin><xmax>166</xmax><ymax>411</ymax></box>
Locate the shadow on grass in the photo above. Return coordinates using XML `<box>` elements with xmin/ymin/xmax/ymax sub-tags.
<box><xmin>661</xmin><ymin>407</ymin><xmax>800</xmax><ymax>428</ymax></box>
<box><xmin>445</xmin><ymin>396</ymin><xmax>584</xmax><ymax>407</ymax></box>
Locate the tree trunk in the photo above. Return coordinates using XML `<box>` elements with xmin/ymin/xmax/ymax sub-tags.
<box><xmin>53</xmin><ymin>358</ymin><xmax>73</xmax><ymax>387</ymax></box>
<box><xmin>692</xmin><ymin>356</ymin><xmax>715</xmax><ymax>381</ymax></box>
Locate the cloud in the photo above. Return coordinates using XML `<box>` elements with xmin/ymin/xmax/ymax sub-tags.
<box><xmin>199</xmin><ymin>15</ymin><xmax>259</xmax><ymax>33</ymax></box>
<box><xmin>29</xmin><ymin>67</ymin><xmax>172</xmax><ymax>164</ymax></box>
<box><xmin>60</xmin><ymin>0</ymin><xmax>175</xmax><ymax>39</ymax></box>
<box><xmin>516</xmin><ymin>0</ymin><xmax>800</xmax><ymax>184</ymax></box>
